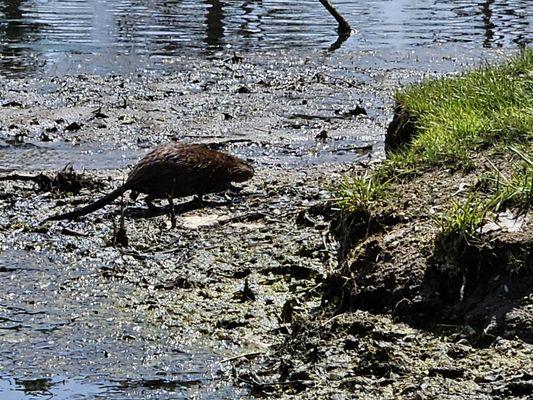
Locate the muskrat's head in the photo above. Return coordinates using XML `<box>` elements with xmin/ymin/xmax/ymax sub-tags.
<box><xmin>230</xmin><ymin>159</ymin><xmax>254</xmax><ymax>183</ymax></box>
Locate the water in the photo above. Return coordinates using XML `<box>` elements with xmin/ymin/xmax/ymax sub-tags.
<box><xmin>0</xmin><ymin>376</ymin><xmax>105</xmax><ymax>399</ymax></box>
<box><xmin>0</xmin><ymin>247</ymin><xmax>240</xmax><ymax>398</ymax></box>
<box><xmin>0</xmin><ymin>0</ymin><xmax>530</xmax><ymax>77</ymax></box>
<box><xmin>0</xmin><ymin>140</ymin><xmax>142</xmax><ymax>171</ymax></box>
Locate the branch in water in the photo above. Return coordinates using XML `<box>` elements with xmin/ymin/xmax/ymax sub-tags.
<box><xmin>319</xmin><ymin>0</ymin><xmax>352</xmax><ymax>37</ymax></box>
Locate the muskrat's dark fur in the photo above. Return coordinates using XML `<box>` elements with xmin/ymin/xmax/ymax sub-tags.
<box><xmin>46</xmin><ymin>143</ymin><xmax>254</xmax><ymax>221</ymax></box>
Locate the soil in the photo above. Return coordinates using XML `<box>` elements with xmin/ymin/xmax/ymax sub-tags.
<box><xmin>0</xmin><ymin>51</ymin><xmax>531</xmax><ymax>398</ymax></box>
<box><xmin>329</xmin><ymin>156</ymin><xmax>532</xmax><ymax>339</ymax></box>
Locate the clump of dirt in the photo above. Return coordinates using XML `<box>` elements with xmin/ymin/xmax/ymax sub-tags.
<box><xmin>0</xmin><ymin>163</ymin><xmax>102</xmax><ymax>195</ymax></box>
<box><xmin>385</xmin><ymin>103</ymin><xmax>417</xmax><ymax>152</ymax></box>
<box><xmin>324</xmin><ymin>155</ymin><xmax>532</xmax><ymax>343</ymax></box>
<box><xmin>424</xmin><ymin>227</ymin><xmax>533</xmax><ymax>341</ymax></box>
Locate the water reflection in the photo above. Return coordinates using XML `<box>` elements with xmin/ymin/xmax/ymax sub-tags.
<box><xmin>480</xmin><ymin>0</ymin><xmax>496</xmax><ymax>48</ymax></box>
<box><xmin>0</xmin><ymin>0</ymin><xmax>530</xmax><ymax>77</ymax></box>
<box><xmin>0</xmin><ymin>0</ymin><xmax>41</xmax><ymax>75</ymax></box>
<box><xmin>204</xmin><ymin>0</ymin><xmax>225</xmax><ymax>51</ymax></box>
<box><xmin>0</xmin><ymin>376</ymin><xmax>106</xmax><ymax>399</ymax></box>
<box><xmin>239</xmin><ymin>1</ymin><xmax>264</xmax><ymax>47</ymax></box>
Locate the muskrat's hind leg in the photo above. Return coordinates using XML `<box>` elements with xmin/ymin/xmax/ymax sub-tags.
<box><xmin>144</xmin><ymin>195</ymin><xmax>158</xmax><ymax>211</ymax></box>
<box><xmin>192</xmin><ymin>194</ymin><xmax>204</xmax><ymax>205</ymax></box>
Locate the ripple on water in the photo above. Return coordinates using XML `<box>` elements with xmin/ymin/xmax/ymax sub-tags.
<box><xmin>0</xmin><ymin>141</ymin><xmax>142</xmax><ymax>172</ymax></box>
<box><xmin>0</xmin><ymin>0</ymin><xmax>530</xmax><ymax>77</ymax></box>
<box><xmin>0</xmin><ymin>376</ymin><xmax>105</xmax><ymax>400</ymax></box>
<box><xmin>0</xmin><ymin>248</ymin><xmax>240</xmax><ymax>398</ymax></box>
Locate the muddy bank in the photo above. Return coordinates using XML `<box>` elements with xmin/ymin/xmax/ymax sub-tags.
<box><xmin>237</xmin><ymin>156</ymin><xmax>532</xmax><ymax>398</ymax></box>
<box><xmin>242</xmin><ymin>69</ymin><xmax>532</xmax><ymax>397</ymax></box>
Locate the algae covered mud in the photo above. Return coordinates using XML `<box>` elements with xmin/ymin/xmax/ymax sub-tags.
<box><xmin>0</xmin><ymin>52</ymin><xmax>391</xmax><ymax>399</ymax></box>
<box><xmin>1</xmin><ymin>1</ymin><xmax>532</xmax><ymax>399</ymax></box>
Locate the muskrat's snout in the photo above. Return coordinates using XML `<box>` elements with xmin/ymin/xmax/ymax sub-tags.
<box><xmin>231</xmin><ymin>160</ymin><xmax>254</xmax><ymax>183</ymax></box>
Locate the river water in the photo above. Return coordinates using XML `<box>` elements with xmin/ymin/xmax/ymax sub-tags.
<box><xmin>0</xmin><ymin>1</ymin><xmax>531</xmax><ymax>399</ymax></box>
<box><xmin>0</xmin><ymin>0</ymin><xmax>530</xmax><ymax>77</ymax></box>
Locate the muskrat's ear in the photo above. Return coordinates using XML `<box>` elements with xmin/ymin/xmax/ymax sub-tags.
<box><xmin>246</xmin><ymin>158</ymin><xmax>254</xmax><ymax>164</ymax></box>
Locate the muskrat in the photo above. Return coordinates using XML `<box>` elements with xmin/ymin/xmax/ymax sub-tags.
<box><xmin>45</xmin><ymin>142</ymin><xmax>254</xmax><ymax>221</ymax></box>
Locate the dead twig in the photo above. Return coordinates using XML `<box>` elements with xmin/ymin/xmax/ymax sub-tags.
<box><xmin>202</xmin><ymin>138</ymin><xmax>257</xmax><ymax>150</ymax></box>
<box><xmin>220</xmin><ymin>351</ymin><xmax>264</xmax><ymax>363</ymax></box>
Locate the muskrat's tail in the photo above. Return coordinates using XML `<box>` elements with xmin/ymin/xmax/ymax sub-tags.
<box><xmin>44</xmin><ymin>186</ymin><xmax>127</xmax><ymax>222</ymax></box>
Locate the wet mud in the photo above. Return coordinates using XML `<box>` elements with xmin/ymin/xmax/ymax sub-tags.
<box><xmin>1</xmin><ymin>51</ymin><xmax>531</xmax><ymax>398</ymax></box>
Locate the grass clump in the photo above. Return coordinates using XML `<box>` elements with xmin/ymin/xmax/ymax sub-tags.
<box><xmin>388</xmin><ymin>48</ymin><xmax>533</xmax><ymax>174</ymax></box>
<box><xmin>338</xmin><ymin>50</ymin><xmax>532</xmax><ymax>222</ymax></box>
<box><xmin>336</xmin><ymin>173</ymin><xmax>389</xmax><ymax>212</ymax></box>
<box><xmin>487</xmin><ymin>146</ymin><xmax>533</xmax><ymax>212</ymax></box>
<box><xmin>436</xmin><ymin>195</ymin><xmax>487</xmax><ymax>240</ymax></box>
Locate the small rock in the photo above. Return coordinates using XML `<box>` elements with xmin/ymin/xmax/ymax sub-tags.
<box><xmin>118</xmin><ymin>115</ymin><xmax>135</xmax><ymax>125</ymax></box>
<box><xmin>40</xmin><ymin>132</ymin><xmax>52</xmax><ymax>142</ymax></box>
<box><xmin>315</xmin><ymin>130</ymin><xmax>328</xmax><ymax>141</ymax></box>
<box><xmin>65</xmin><ymin>122</ymin><xmax>82</xmax><ymax>131</ymax></box>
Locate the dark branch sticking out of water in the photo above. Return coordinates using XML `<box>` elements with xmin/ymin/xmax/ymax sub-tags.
<box><xmin>319</xmin><ymin>0</ymin><xmax>352</xmax><ymax>37</ymax></box>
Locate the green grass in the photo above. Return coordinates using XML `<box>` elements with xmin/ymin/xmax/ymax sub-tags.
<box><xmin>382</xmin><ymin>48</ymin><xmax>533</xmax><ymax>177</ymax></box>
<box><xmin>436</xmin><ymin>194</ymin><xmax>487</xmax><ymax>240</ymax></box>
<box><xmin>338</xmin><ymin>49</ymin><xmax>532</xmax><ymax>236</ymax></box>
<box><xmin>487</xmin><ymin>146</ymin><xmax>533</xmax><ymax>212</ymax></box>
<box><xmin>336</xmin><ymin>173</ymin><xmax>389</xmax><ymax>212</ymax></box>
<box><xmin>436</xmin><ymin>145</ymin><xmax>532</xmax><ymax>240</ymax></box>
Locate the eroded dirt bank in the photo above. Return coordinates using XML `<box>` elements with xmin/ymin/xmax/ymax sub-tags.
<box><xmin>1</xmin><ymin>51</ymin><xmax>530</xmax><ymax>398</ymax></box>
<box><xmin>251</xmin><ymin>156</ymin><xmax>532</xmax><ymax>399</ymax></box>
